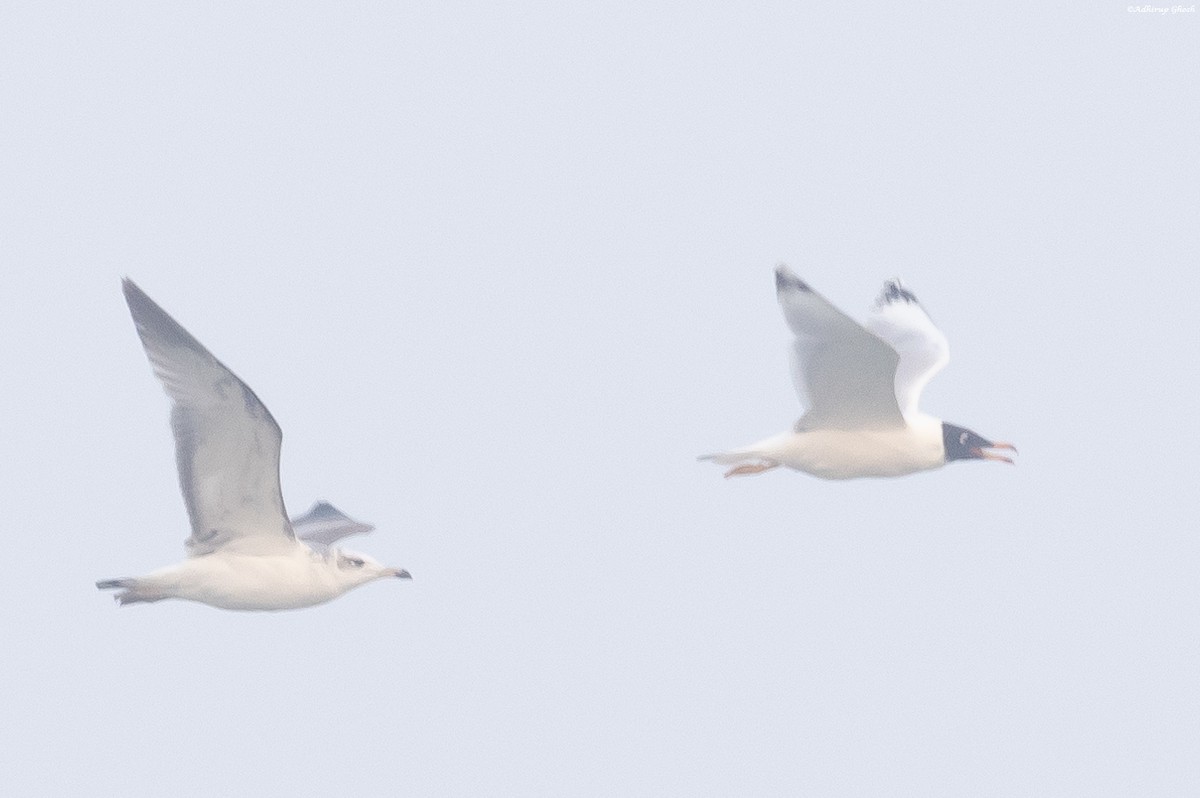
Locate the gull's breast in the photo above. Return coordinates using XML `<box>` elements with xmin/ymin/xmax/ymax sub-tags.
<box><xmin>771</xmin><ymin>424</ymin><xmax>945</xmax><ymax>479</ymax></box>
<box><xmin>160</xmin><ymin>550</ymin><xmax>342</xmax><ymax>611</ymax></box>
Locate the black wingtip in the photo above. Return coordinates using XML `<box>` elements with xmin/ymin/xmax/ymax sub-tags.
<box><xmin>877</xmin><ymin>279</ymin><xmax>919</xmax><ymax>306</ymax></box>
<box><xmin>774</xmin><ymin>264</ymin><xmax>811</xmax><ymax>294</ymax></box>
<box><xmin>303</xmin><ymin>501</ymin><xmax>356</xmax><ymax>523</ymax></box>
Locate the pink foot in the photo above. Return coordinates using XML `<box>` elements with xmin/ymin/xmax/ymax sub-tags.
<box><xmin>723</xmin><ymin>461</ymin><xmax>779</xmax><ymax>478</ymax></box>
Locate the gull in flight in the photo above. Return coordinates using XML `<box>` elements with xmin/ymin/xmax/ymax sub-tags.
<box><xmin>97</xmin><ymin>280</ymin><xmax>411</xmax><ymax>611</ymax></box>
<box><xmin>701</xmin><ymin>265</ymin><xmax>1016</xmax><ymax>480</ymax></box>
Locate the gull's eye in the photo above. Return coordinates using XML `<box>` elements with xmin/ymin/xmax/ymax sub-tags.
<box><xmin>959</xmin><ymin>432</ymin><xmax>969</xmax><ymax>445</ymax></box>
<box><xmin>346</xmin><ymin>557</ymin><xmax>365</xmax><ymax>568</ymax></box>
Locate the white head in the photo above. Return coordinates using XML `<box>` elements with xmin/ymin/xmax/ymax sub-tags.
<box><xmin>329</xmin><ymin>548</ymin><xmax>412</xmax><ymax>590</ymax></box>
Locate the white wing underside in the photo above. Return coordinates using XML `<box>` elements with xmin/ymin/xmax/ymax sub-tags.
<box><xmin>774</xmin><ymin>266</ymin><xmax>950</xmax><ymax>429</ymax></box>
<box><xmin>123</xmin><ymin>280</ymin><xmax>295</xmax><ymax>557</ymax></box>
<box><xmin>776</xmin><ymin>266</ymin><xmax>903</xmax><ymax>429</ymax></box>
<box><xmin>290</xmin><ymin>501</ymin><xmax>375</xmax><ymax>551</ymax></box>
<box><xmin>865</xmin><ymin>282</ymin><xmax>949</xmax><ymax>419</ymax></box>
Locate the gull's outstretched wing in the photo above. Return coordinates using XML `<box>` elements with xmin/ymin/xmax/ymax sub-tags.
<box><xmin>291</xmin><ymin>501</ymin><xmax>375</xmax><ymax>550</ymax></box>
<box><xmin>123</xmin><ymin>279</ymin><xmax>295</xmax><ymax>557</ymax></box>
<box><xmin>864</xmin><ymin>280</ymin><xmax>950</xmax><ymax>419</ymax></box>
<box><xmin>774</xmin><ymin>265</ymin><xmax>904</xmax><ymax>430</ymax></box>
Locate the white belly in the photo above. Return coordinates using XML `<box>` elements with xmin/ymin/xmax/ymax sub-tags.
<box><xmin>718</xmin><ymin>417</ymin><xmax>946</xmax><ymax>480</ymax></box>
<box><xmin>777</xmin><ymin>428</ymin><xmax>943</xmax><ymax>479</ymax></box>
<box><xmin>143</xmin><ymin>550</ymin><xmax>342</xmax><ymax>611</ymax></box>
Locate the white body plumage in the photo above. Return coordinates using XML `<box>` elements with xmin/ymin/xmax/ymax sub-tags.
<box><xmin>97</xmin><ymin>281</ymin><xmax>410</xmax><ymax>611</ymax></box>
<box><xmin>701</xmin><ymin>266</ymin><xmax>1015</xmax><ymax>480</ymax></box>
<box><xmin>116</xmin><ymin>545</ymin><xmax>394</xmax><ymax>611</ymax></box>
<box><xmin>704</xmin><ymin>414</ymin><xmax>945</xmax><ymax>480</ymax></box>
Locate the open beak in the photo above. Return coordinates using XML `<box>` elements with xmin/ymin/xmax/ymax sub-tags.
<box><xmin>971</xmin><ymin>442</ymin><xmax>1017</xmax><ymax>465</ymax></box>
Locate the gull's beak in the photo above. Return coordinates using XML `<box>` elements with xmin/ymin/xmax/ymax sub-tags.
<box><xmin>971</xmin><ymin>442</ymin><xmax>1017</xmax><ymax>464</ymax></box>
<box><xmin>387</xmin><ymin>568</ymin><xmax>412</xmax><ymax>579</ymax></box>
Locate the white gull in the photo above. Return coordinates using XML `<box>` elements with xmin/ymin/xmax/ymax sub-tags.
<box><xmin>700</xmin><ymin>265</ymin><xmax>1016</xmax><ymax>480</ymax></box>
<box><xmin>97</xmin><ymin>279</ymin><xmax>411</xmax><ymax>611</ymax></box>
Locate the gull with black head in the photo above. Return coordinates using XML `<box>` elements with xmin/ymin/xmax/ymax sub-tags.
<box><xmin>700</xmin><ymin>265</ymin><xmax>1016</xmax><ymax>480</ymax></box>
<box><xmin>97</xmin><ymin>280</ymin><xmax>411</xmax><ymax>611</ymax></box>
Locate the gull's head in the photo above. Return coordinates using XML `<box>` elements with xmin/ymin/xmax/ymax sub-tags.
<box><xmin>332</xmin><ymin>548</ymin><xmax>412</xmax><ymax>587</ymax></box>
<box><xmin>942</xmin><ymin>423</ymin><xmax>1018</xmax><ymax>465</ymax></box>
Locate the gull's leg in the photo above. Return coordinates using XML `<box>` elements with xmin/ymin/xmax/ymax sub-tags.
<box><xmin>724</xmin><ymin>460</ymin><xmax>780</xmax><ymax>478</ymax></box>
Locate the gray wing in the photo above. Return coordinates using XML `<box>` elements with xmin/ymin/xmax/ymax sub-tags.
<box><xmin>123</xmin><ymin>279</ymin><xmax>295</xmax><ymax>556</ymax></box>
<box><xmin>774</xmin><ymin>265</ymin><xmax>905</xmax><ymax>430</ymax></box>
<box><xmin>291</xmin><ymin>501</ymin><xmax>375</xmax><ymax>550</ymax></box>
<box><xmin>864</xmin><ymin>280</ymin><xmax>950</xmax><ymax>420</ymax></box>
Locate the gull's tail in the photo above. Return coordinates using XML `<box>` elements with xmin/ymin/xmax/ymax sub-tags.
<box><xmin>697</xmin><ymin>450</ymin><xmax>748</xmax><ymax>465</ymax></box>
<box><xmin>96</xmin><ymin>578</ymin><xmax>165</xmax><ymax>606</ymax></box>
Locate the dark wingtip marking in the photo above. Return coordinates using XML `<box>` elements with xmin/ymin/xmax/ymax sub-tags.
<box><xmin>877</xmin><ymin>279</ymin><xmax>919</xmax><ymax>306</ymax></box>
<box><xmin>306</xmin><ymin>501</ymin><xmax>348</xmax><ymax>520</ymax></box>
<box><xmin>774</xmin><ymin>264</ymin><xmax>811</xmax><ymax>294</ymax></box>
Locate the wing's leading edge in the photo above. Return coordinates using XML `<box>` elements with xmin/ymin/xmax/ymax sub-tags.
<box><xmin>774</xmin><ymin>265</ymin><xmax>904</xmax><ymax>429</ymax></box>
<box><xmin>865</xmin><ymin>279</ymin><xmax>950</xmax><ymax>419</ymax></box>
<box><xmin>123</xmin><ymin>279</ymin><xmax>295</xmax><ymax>556</ymax></box>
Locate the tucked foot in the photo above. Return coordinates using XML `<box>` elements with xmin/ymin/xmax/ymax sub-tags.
<box><xmin>723</xmin><ymin>461</ymin><xmax>780</xmax><ymax>478</ymax></box>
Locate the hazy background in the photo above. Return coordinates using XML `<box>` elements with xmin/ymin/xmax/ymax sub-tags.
<box><xmin>2</xmin><ymin>3</ymin><xmax>1196</xmax><ymax>795</ymax></box>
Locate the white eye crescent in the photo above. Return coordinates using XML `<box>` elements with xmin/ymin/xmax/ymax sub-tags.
<box><xmin>347</xmin><ymin>557</ymin><xmax>364</xmax><ymax>567</ymax></box>
<box><xmin>959</xmin><ymin>432</ymin><xmax>968</xmax><ymax>445</ymax></box>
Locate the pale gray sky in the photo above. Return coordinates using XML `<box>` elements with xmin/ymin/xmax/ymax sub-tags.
<box><xmin>2</xmin><ymin>3</ymin><xmax>1197</xmax><ymax>796</ymax></box>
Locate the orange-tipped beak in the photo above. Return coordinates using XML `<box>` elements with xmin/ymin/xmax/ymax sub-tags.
<box><xmin>972</xmin><ymin>442</ymin><xmax>1017</xmax><ymax>464</ymax></box>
